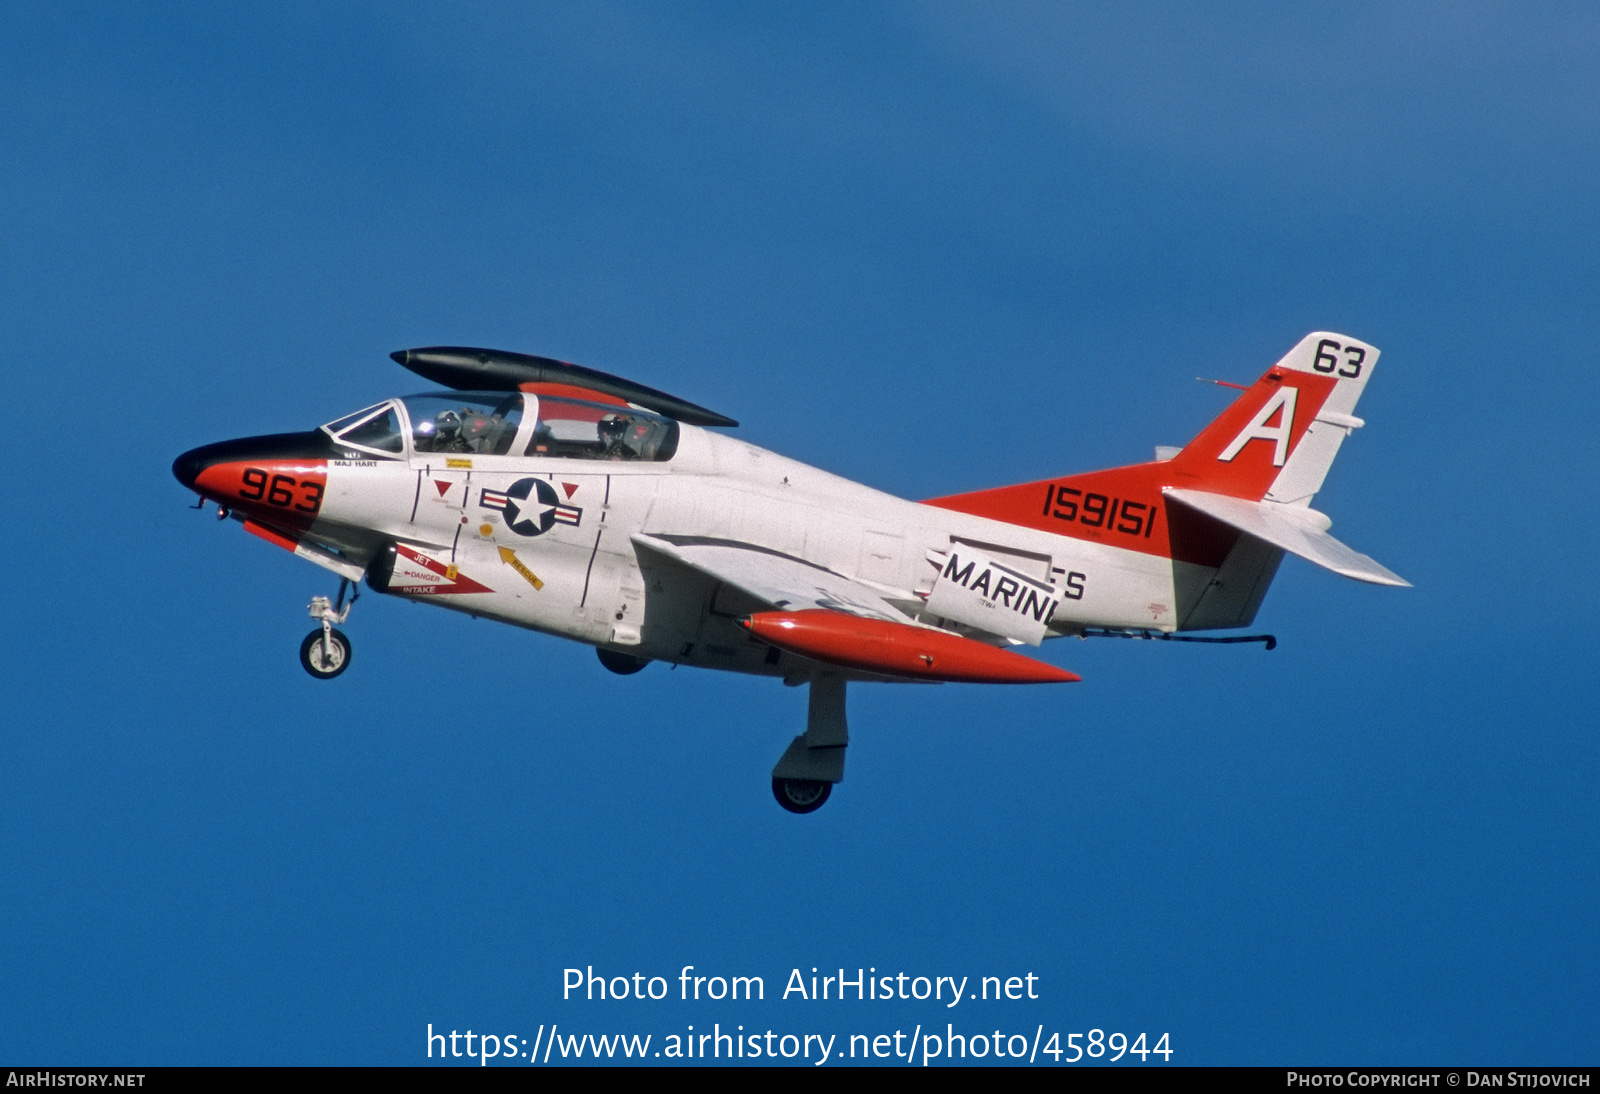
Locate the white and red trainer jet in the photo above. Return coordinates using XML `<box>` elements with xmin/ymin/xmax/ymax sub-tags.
<box><xmin>174</xmin><ymin>332</ymin><xmax>1406</xmax><ymax>812</ymax></box>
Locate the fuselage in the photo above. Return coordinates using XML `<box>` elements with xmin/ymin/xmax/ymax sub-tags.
<box><xmin>175</xmin><ymin>393</ymin><xmax>1182</xmax><ymax>682</ymax></box>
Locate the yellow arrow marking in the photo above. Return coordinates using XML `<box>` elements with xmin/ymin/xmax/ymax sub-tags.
<box><xmin>497</xmin><ymin>546</ymin><xmax>544</xmax><ymax>590</ymax></box>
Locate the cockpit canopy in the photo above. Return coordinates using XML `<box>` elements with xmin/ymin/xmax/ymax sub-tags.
<box><xmin>321</xmin><ymin>392</ymin><xmax>680</xmax><ymax>462</ymax></box>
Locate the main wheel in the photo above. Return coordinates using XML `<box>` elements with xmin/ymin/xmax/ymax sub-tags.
<box><xmin>300</xmin><ymin>627</ymin><xmax>351</xmax><ymax>679</ymax></box>
<box><xmin>772</xmin><ymin>777</ymin><xmax>832</xmax><ymax>814</ymax></box>
<box><xmin>596</xmin><ymin>647</ymin><xmax>651</xmax><ymax>675</ymax></box>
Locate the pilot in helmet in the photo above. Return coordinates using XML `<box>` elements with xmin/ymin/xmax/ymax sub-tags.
<box><xmin>597</xmin><ymin>414</ymin><xmax>633</xmax><ymax>459</ymax></box>
<box><xmin>433</xmin><ymin>409</ymin><xmax>465</xmax><ymax>451</ymax></box>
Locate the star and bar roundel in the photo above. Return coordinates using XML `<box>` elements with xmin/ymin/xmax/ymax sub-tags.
<box><xmin>479</xmin><ymin>478</ymin><xmax>582</xmax><ymax>536</ymax></box>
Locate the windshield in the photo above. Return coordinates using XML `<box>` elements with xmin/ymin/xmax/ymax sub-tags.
<box><xmin>320</xmin><ymin>401</ymin><xmax>404</xmax><ymax>456</ymax></box>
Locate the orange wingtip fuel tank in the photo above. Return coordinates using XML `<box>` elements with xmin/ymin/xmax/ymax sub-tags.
<box><xmin>737</xmin><ymin>610</ymin><xmax>1080</xmax><ymax>684</ymax></box>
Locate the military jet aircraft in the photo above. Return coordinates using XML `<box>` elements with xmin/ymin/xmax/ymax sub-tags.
<box><xmin>173</xmin><ymin>332</ymin><xmax>1406</xmax><ymax>812</ymax></box>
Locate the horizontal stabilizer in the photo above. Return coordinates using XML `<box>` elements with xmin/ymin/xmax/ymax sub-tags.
<box><xmin>1164</xmin><ymin>488</ymin><xmax>1410</xmax><ymax>587</ymax></box>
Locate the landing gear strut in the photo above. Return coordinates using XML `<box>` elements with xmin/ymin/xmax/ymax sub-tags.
<box><xmin>300</xmin><ymin>579</ymin><xmax>357</xmax><ymax>680</ymax></box>
<box><xmin>771</xmin><ymin>675</ymin><xmax>847</xmax><ymax>814</ymax></box>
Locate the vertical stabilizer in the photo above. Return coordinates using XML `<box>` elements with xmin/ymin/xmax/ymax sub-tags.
<box><xmin>919</xmin><ymin>330</ymin><xmax>1392</xmax><ymax>632</ymax></box>
<box><xmin>1168</xmin><ymin>332</ymin><xmax>1379</xmax><ymax>505</ymax></box>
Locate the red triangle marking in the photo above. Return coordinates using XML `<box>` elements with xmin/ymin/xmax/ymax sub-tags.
<box><xmin>562</xmin><ymin>482</ymin><xmax>578</xmax><ymax>498</ymax></box>
<box><xmin>435</xmin><ymin>480</ymin><xmax>452</xmax><ymax>496</ymax></box>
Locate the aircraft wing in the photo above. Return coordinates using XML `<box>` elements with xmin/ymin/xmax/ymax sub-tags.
<box><xmin>1164</xmin><ymin>488</ymin><xmax>1410</xmax><ymax>587</ymax></box>
<box><xmin>631</xmin><ymin>534</ymin><xmax>915</xmax><ymax>623</ymax></box>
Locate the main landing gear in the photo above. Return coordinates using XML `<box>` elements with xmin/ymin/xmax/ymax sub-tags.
<box><xmin>771</xmin><ymin>675</ymin><xmax>848</xmax><ymax>814</ymax></box>
<box><xmin>300</xmin><ymin>578</ymin><xmax>358</xmax><ymax>680</ymax></box>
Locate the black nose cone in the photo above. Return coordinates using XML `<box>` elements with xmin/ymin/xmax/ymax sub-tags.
<box><xmin>172</xmin><ymin>431</ymin><xmax>341</xmax><ymax>494</ymax></box>
<box><xmin>173</xmin><ymin>446</ymin><xmax>208</xmax><ymax>490</ymax></box>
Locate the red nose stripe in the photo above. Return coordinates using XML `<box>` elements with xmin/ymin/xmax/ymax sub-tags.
<box><xmin>738</xmin><ymin>610</ymin><xmax>1080</xmax><ymax>684</ymax></box>
<box><xmin>194</xmin><ymin>460</ymin><xmax>328</xmax><ymax>531</ymax></box>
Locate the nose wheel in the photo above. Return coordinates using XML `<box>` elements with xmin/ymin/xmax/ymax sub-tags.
<box><xmin>300</xmin><ymin>627</ymin><xmax>351</xmax><ymax>678</ymax></box>
<box><xmin>301</xmin><ymin>579</ymin><xmax>357</xmax><ymax>680</ymax></box>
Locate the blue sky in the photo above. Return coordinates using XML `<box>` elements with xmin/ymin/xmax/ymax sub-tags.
<box><xmin>2</xmin><ymin>2</ymin><xmax>1596</xmax><ymax>1065</ymax></box>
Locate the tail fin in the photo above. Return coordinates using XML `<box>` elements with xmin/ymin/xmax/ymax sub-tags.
<box><xmin>923</xmin><ymin>331</ymin><xmax>1381</xmax><ymax>526</ymax></box>
<box><xmin>920</xmin><ymin>331</ymin><xmax>1404</xmax><ymax>630</ymax></box>
<box><xmin>921</xmin><ymin>331</ymin><xmax>1401</xmax><ymax>590</ymax></box>
<box><xmin>1167</xmin><ymin>332</ymin><xmax>1378</xmax><ymax>504</ymax></box>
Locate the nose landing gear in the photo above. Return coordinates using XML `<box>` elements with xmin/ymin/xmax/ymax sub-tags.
<box><xmin>300</xmin><ymin>579</ymin><xmax>358</xmax><ymax>679</ymax></box>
